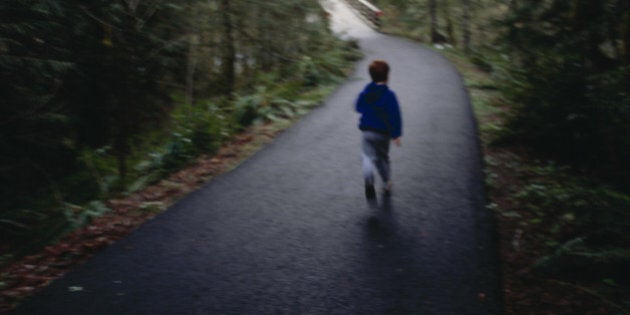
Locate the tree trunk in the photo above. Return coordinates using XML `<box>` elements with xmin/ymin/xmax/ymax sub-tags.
<box><xmin>462</xmin><ymin>0</ymin><xmax>471</xmax><ymax>51</ymax></box>
<box><xmin>185</xmin><ymin>34</ymin><xmax>199</xmax><ymax>105</ymax></box>
<box><xmin>444</xmin><ymin>0</ymin><xmax>456</xmax><ymax>45</ymax></box>
<box><xmin>429</xmin><ymin>0</ymin><xmax>439</xmax><ymax>43</ymax></box>
<box><xmin>114</xmin><ymin>135</ymin><xmax>130</xmax><ymax>179</ymax></box>
<box><xmin>219</xmin><ymin>0</ymin><xmax>235</xmax><ymax>96</ymax></box>
<box><xmin>623</xmin><ymin>6</ymin><xmax>630</xmax><ymax>65</ymax></box>
<box><xmin>258</xmin><ymin>8</ymin><xmax>274</xmax><ymax>71</ymax></box>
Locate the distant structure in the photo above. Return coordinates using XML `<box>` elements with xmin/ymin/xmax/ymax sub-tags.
<box><xmin>345</xmin><ymin>0</ymin><xmax>382</xmax><ymax>29</ymax></box>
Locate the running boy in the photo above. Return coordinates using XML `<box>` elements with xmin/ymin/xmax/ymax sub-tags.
<box><xmin>355</xmin><ymin>60</ymin><xmax>402</xmax><ymax>199</ymax></box>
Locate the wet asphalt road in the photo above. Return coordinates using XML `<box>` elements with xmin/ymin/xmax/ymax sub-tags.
<box><xmin>12</xmin><ymin>1</ymin><xmax>502</xmax><ymax>314</ymax></box>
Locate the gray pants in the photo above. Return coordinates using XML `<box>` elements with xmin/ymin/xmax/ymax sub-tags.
<box><xmin>361</xmin><ymin>131</ymin><xmax>390</xmax><ymax>186</ymax></box>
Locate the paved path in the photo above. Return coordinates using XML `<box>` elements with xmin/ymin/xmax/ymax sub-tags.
<box><xmin>13</xmin><ymin>1</ymin><xmax>501</xmax><ymax>314</ymax></box>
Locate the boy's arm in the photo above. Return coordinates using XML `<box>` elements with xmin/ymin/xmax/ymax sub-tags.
<box><xmin>355</xmin><ymin>93</ymin><xmax>363</xmax><ymax>113</ymax></box>
<box><xmin>387</xmin><ymin>92</ymin><xmax>402</xmax><ymax>139</ymax></box>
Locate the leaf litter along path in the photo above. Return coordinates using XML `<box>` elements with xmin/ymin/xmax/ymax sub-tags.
<box><xmin>8</xmin><ymin>1</ymin><xmax>501</xmax><ymax>313</ymax></box>
<box><xmin>0</xmin><ymin>123</ymin><xmax>284</xmax><ymax>313</ymax></box>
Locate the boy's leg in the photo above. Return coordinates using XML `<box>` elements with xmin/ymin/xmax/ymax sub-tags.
<box><xmin>361</xmin><ymin>153</ymin><xmax>375</xmax><ymax>186</ymax></box>
<box><xmin>362</xmin><ymin>131</ymin><xmax>392</xmax><ymax>196</ymax></box>
<box><xmin>362</xmin><ymin>153</ymin><xmax>376</xmax><ymax>199</ymax></box>
<box><xmin>372</xmin><ymin>136</ymin><xmax>391</xmax><ymax>185</ymax></box>
<box><xmin>361</xmin><ymin>132</ymin><xmax>377</xmax><ymax>199</ymax></box>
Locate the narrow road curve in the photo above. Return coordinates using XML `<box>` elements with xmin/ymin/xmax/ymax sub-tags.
<box><xmin>13</xmin><ymin>1</ymin><xmax>501</xmax><ymax>314</ymax></box>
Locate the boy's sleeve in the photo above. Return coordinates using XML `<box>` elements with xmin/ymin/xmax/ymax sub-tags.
<box><xmin>355</xmin><ymin>93</ymin><xmax>363</xmax><ymax>113</ymax></box>
<box><xmin>387</xmin><ymin>92</ymin><xmax>402</xmax><ymax>138</ymax></box>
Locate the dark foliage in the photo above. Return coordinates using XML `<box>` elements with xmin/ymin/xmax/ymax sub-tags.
<box><xmin>500</xmin><ymin>0</ymin><xmax>630</xmax><ymax>189</ymax></box>
<box><xmin>66</xmin><ymin>1</ymin><xmax>188</xmax><ymax>177</ymax></box>
<box><xmin>0</xmin><ymin>0</ymin><xmax>188</xmax><ymax>202</ymax></box>
<box><xmin>0</xmin><ymin>1</ymin><xmax>75</xmax><ymax>208</ymax></box>
<box><xmin>0</xmin><ymin>0</ymin><xmax>359</xmax><ymax>258</ymax></box>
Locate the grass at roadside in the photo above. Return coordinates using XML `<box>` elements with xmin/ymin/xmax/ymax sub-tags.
<box><xmin>438</xmin><ymin>47</ymin><xmax>629</xmax><ymax>315</ymax></box>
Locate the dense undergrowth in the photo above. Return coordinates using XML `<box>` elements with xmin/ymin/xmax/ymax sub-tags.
<box><xmin>366</xmin><ymin>0</ymin><xmax>629</xmax><ymax>313</ymax></box>
<box><xmin>441</xmin><ymin>29</ymin><xmax>630</xmax><ymax>315</ymax></box>
<box><xmin>0</xmin><ymin>32</ymin><xmax>361</xmax><ymax>268</ymax></box>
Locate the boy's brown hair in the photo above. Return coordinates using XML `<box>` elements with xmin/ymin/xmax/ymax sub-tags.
<box><xmin>369</xmin><ymin>60</ymin><xmax>389</xmax><ymax>83</ymax></box>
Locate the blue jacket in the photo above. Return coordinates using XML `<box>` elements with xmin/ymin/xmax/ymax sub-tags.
<box><xmin>355</xmin><ymin>82</ymin><xmax>402</xmax><ymax>138</ymax></box>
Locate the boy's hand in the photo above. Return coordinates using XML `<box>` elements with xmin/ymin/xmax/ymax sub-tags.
<box><xmin>393</xmin><ymin>138</ymin><xmax>401</xmax><ymax>147</ymax></box>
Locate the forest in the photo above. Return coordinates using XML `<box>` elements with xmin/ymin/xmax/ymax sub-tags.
<box><xmin>0</xmin><ymin>0</ymin><xmax>360</xmax><ymax>255</ymax></box>
<box><xmin>373</xmin><ymin>0</ymin><xmax>630</xmax><ymax>184</ymax></box>
<box><xmin>370</xmin><ymin>0</ymin><xmax>629</xmax><ymax>313</ymax></box>
<box><xmin>1</xmin><ymin>0</ymin><xmax>629</xmax><ymax>314</ymax></box>
<box><xmin>0</xmin><ymin>4</ymin><xmax>360</xmax><ymax>308</ymax></box>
